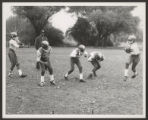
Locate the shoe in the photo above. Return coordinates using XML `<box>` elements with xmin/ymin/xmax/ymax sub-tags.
<box><xmin>87</xmin><ymin>74</ymin><xmax>93</xmax><ymax>79</ymax></box>
<box><xmin>64</xmin><ymin>75</ymin><xmax>68</xmax><ymax>80</ymax></box>
<box><xmin>50</xmin><ymin>81</ymin><xmax>56</xmax><ymax>85</ymax></box>
<box><xmin>80</xmin><ymin>79</ymin><xmax>86</xmax><ymax>82</ymax></box>
<box><xmin>123</xmin><ymin>76</ymin><xmax>128</xmax><ymax>81</ymax></box>
<box><xmin>39</xmin><ymin>82</ymin><xmax>45</xmax><ymax>87</ymax></box>
<box><xmin>8</xmin><ymin>72</ymin><xmax>13</xmax><ymax>77</ymax></box>
<box><xmin>20</xmin><ymin>74</ymin><xmax>27</xmax><ymax>78</ymax></box>
<box><xmin>131</xmin><ymin>73</ymin><xmax>138</xmax><ymax>78</ymax></box>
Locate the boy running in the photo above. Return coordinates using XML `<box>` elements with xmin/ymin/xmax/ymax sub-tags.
<box><xmin>64</xmin><ymin>44</ymin><xmax>88</xmax><ymax>82</ymax></box>
<box><xmin>8</xmin><ymin>32</ymin><xmax>27</xmax><ymax>78</ymax></box>
<box><xmin>37</xmin><ymin>41</ymin><xmax>55</xmax><ymax>86</ymax></box>
<box><xmin>124</xmin><ymin>35</ymin><xmax>140</xmax><ymax>81</ymax></box>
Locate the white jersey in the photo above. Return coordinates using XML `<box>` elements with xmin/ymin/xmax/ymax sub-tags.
<box><xmin>70</xmin><ymin>48</ymin><xmax>87</xmax><ymax>58</ymax></box>
<box><xmin>9</xmin><ymin>39</ymin><xmax>20</xmax><ymax>51</ymax></box>
<box><xmin>88</xmin><ymin>51</ymin><xmax>104</xmax><ymax>62</ymax></box>
<box><xmin>126</xmin><ymin>42</ymin><xmax>140</xmax><ymax>55</ymax></box>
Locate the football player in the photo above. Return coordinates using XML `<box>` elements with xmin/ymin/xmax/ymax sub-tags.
<box><xmin>64</xmin><ymin>44</ymin><xmax>88</xmax><ymax>82</ymax></box>
<box><xmin>124</xmin><ymin>35</ymin><xmax>140</xmax><ymax>81</ymax></box>
<box><xmin>35</xmin><ymin>29</ymin><xmax>48</xmax><ymax>70</ymax></box>
<box><xmin>37</xmin><ymin>41</ymin><xmax>55</xmax><ymax>86</ymax></box>
<box><xmin>8</xmin><ymin>32</ymin><xmax>27</xmax><ymax>78</ymax></box>
<box><xmin>87</xmin><ymin>51</ymin><xmax>104</xmax><ymax>79</ymax></box>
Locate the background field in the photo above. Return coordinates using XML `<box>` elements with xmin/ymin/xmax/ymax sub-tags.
<box><xmin>5</xmin><ymin>47</ymin><xmax>143</xmax><ymax>115</ymax></box>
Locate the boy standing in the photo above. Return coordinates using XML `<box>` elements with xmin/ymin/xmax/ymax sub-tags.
<box><xmin>37</xmin><ymin>41</ymin><xmax>55</xmax><ymax>86</ymax></box>
<box><xmin>8</xmin><ymin>32</ymin><xmax>27</xmax><ymax>78</ymax></box>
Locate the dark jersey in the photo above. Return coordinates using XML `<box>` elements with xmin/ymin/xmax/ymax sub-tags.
<box><xmin>35</xmin><ymin>35</ymin><xmax>48</xmax><ymax>50</ymax></box>
<box><xmin>38</xmin><ymin>46</ymin><xmax>52</xmax><ymax>62</ymax></box>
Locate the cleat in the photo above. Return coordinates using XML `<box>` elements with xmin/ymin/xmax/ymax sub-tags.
<box><xmin>87</xmin><ymin>74</ymin><xmax>93</xmax><ymax>79</ymax></box>
<box><xmin>123</xmin><ymin>76</ymin><xmax>128</xmax><ymax>81</ymax></box>
<box><xmin>50</xmin><ymin>81</ymin><xmax>56</xmax><ymax>85</ymax></box>
<box><xmin>131</xmin><ymin>73</ymin><xmax>138</xmax><ymax>78</ymax></box>
<box><xmin>80</xmin><ymin>79</ymin><xmax>86</xmax><ymax>82</ymax></box>
<box><xmin>20</xmin><ymin>74</ymin><xmax>27</xmax><ymax>78</ymax></box>
<box><xmin>39</xmin><ymin>82</ymin><xmax>45</xmax><ymax>87</ymax></box>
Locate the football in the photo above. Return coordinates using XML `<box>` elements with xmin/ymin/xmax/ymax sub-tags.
<box><xmin>125</xmin><ymin>47</ymin><xmax>132</xmax><ymax>53</ymax></box>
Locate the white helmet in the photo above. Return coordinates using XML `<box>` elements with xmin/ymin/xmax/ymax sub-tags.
<box><xmin>10</xmin><ymin>32</ymin><xmax>18</xmax><ymax>38</ymax></box>
<box><xmin>42</xmin><ymin>40</ymin><xmax>49</xmax><ymax>46</ymax></box>
<box><xmin>128</xmin><ymin>35</ymin><xmax>136</xmax><ymax>40</ymax></box>
<box><xmin>78</xmin><ymin>44</ymin><xmax>85</xmax><ymax>52</ymax></box>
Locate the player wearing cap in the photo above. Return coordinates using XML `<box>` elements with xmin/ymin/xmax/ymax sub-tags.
<box><xmin>64</xmin><ymin>44</ymin><xmax>88</xmax><ymax>82</ymax></box>
<box><xmin>37</xmin><ymin>41</ymin><xmax>55</xmax><ymax>86</ymax></box>
<box><xmin>87</xmin><ymin>51</ymin><xmax>104</xmax><ymax>79</ymax></box>
<box><xmin>35</xmin><ymin>29</ymin><xmax>48</xmax><ymax>69</ymax></box>
<box><xmin>8</xmin><ymin>32</ymin><xmax>27</xmax><ymax>78</ymax></box>
<box><xmin>124</xmin><ymin>35</ymin><xmax>140</xmax><ymax>81</ymax></box>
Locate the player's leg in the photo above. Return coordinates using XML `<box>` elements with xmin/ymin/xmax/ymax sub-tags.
<box><xmin>124</xmin><ymin>56</ymin><xmax>132</xmax><ymax>81</ymax></box>
<box><xmin>92</xmin><ymin>61</ymin><xmax>101</xmax><ymax>77</ymax></box>
<box><xmin>8</xmin><ymin>50</ymin><xmax>16</xmax><ymax>77</ymax></box>
<box><xmin>12</xmin><ymin>51</ymin><xmax>27</xmax><ymax>78</ymax></box>
<box><xmin>47</xmin><ymin>60</ymin><xmax>55</xmax><ymax>85</ymax></box>
<box><xmin>36</xmin><ymin>50</ymin><xmax>40</xmax><ymax>70</ymax></box>
<box><xmin>64</xmin><ymin>58</ymin><xmax>75</xmax><ymax>80</ymax></box>
<box><xmin>76</xmin><ymin>59</ymin><xmax>85</xmax><ymax>82</ymax></box>
<box><xmin>131</xmin><ymin>55</ymin><xmax>140</xmax><ymax>78</ymax></box>
<box><xmin>39</xmin><ymin>62</ymin><xmax>46</xmax><ymax>86</ymax></box>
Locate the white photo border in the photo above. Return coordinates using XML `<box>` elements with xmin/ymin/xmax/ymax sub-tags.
<box><xmin>2</xmin><ymin>2</ymin><xmax>146</xmax><ymax>119</ymax></box>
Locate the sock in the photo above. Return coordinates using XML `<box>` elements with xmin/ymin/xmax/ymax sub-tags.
<box><xmin>80</xmin><ymin>73</ymin><xmax>83</xmax><ymax>79</ymax></box>
<box><xmin>124</xmin><ymin>69</ymin><xmax>128</xmax><ymax>77</ymax></box>
<box><xmin>65</xmin><ymin>73</ymin><xmax>68</xmax><ymax>77</ymax></box>
<box><xmin>18</xmin><ymin>69</ymin><xmax>22</xmax><ymax>76</ymax></box>
<box><xmin>50</xmin><ymin>75</ymin><xmax>54</xmax><ymax>81</ymax></box>
<box><xmin>41</xmin><ymin>76</ymin><xmax>44</xmax><ymax>83</ymax></box>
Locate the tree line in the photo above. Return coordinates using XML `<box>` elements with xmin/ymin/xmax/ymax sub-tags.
<box><xmin>6</xmin><ymin>6</ymin><xmax>142</xmax><ymax>47</ymax></box>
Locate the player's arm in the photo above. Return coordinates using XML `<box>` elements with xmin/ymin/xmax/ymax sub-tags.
<box><xmin>83</xmin><ymin>51</ymin><xmax>88</xmax><ymax>57</ymax></box>
<box><xmin>10</xmin><ymin>40</ymin><xmax>20</xmax><ymax>48</ymax></box>
<box><xmin>88</xmin><ymin>54</ymin><xmax>94</xmax><ymax>62</ymax></box>
<box><xmin>37</xmin><ymin>48</ymin><xmax>42</xmax><ymax>61</ymax></box>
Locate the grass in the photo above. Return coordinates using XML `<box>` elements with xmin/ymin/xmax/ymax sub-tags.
<box><xmin>5</xmin><ymin>47</ymin><xmax>143</xmax><ymax>115</ymax></box>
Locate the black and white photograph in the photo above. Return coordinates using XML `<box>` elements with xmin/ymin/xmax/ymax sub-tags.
<box><xmin>2</xmin><ymin>1</ymin><xmax>146</xmax><ymax>119</ymax></box>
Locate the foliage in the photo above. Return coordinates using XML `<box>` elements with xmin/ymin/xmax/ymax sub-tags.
<box><xmin>12</xmin><ymin>6</ymin><xmax>63</xmax><ymax>35</ymax></box>
<box><xmin>6</xmin><ymin>16</ymin><xmax>36</xmax><ymax>46</ymax></box>
<box><xmin>44</xmin><ymin>24</ymin><xmax>64</xmax><ymax>46</ymax></box>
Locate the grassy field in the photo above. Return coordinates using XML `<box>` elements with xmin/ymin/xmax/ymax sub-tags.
<box><xmin>5</xmin><ymin>47</ymin><xmax>143</xmax><ymax>115</ymax></box>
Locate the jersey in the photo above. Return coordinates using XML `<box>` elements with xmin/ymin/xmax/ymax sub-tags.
<box><xmin>9</xmin><ymin>39</ymin><xmax>20</xmax><ymax>51</ymax></box>
<box><xmin>88</xmin><ymin>51</ymin><xmax>104</xmax><ymax>62</ymax></box>
<box><xmin>126</xmin><ymin>42</ymin><xmax>140</xmax><ymax>55</ymax></box>
<box><xmin>37</xmin><ymin>46</ymin><xmax>52</xmax><ymax>62</ymax></box>
<box><xmin>70</xmin><ymin>48</ymin><xmax>88</xmax><ymax>58</ymax></box>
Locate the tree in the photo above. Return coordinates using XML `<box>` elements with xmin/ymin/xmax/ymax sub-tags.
<box><xmin>6</xmin><ymin>16</ymin><xmax>36</xmax><ymax>46</ymax></box>
<box><xmin>88</xmin><ymin>7</ymin><xmax>140</xmax><ymax>46</ymax></box>
<box><xmin>69</xmin><ymin>17</ymin><xmax>94</xmax><ymax>46</ymax></box>
<box><xmin>12</xmin><ymin>6</ymin><xmax>63</xmax><ymax>35</ymax></box>
<box><xmin>44</xmin><ymin>24</ymin><xmax>64</xmax><ymax>46</ymax></box>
